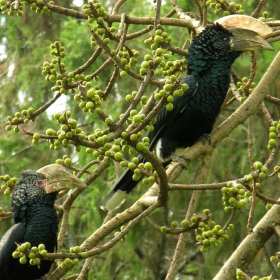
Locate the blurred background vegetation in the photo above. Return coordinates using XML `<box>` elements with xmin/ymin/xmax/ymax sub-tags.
<box><xmin>0</xmin><ymin>0</ymin><xmax>280</xmax><ymax>279</ymax></box>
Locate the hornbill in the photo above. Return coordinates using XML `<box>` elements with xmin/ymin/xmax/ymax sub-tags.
<box><xmin>100</xmin><ymin>15</ymin><xmax>274</xmax><ymax>211</ymax></box>
<box><xmin>0</xmin><ymin>164</ymin><xmax>86</xmax><ymax>280</ymax></box>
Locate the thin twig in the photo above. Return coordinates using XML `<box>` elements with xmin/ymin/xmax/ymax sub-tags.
<box><xmin>56</xmin><ymin>159</ymin><xmax>109</xmax><ymax>252</ymax></box>
<box><xmin>260</xmin><ymin>102</ymin><xmax>274</xmax><ymax>125</ymax></box>
<box><xmin>145</xmin><ymin>215</ymin><xmax>210</xmax><ymax>234</ymax></box>
<box><xmin>90</xmin><ymin>28</ymin><xmax>162</xmax><ymax>86</ymax></box>
<box><xmin>243</xmin><ymin>52</ymin><xmax>257</xmax><ymax>96</ymax></box>
<box><xmin>164</xmin><ymin>9</ymin><xmax>176</xmax><ymax>18</ymax></box>
<box><xmin>160</xmin><ymin>42</ymin><xmax>188</xmax><ymax>56</ymax></box>
<box><xmin>112</xmin><ymin>0</ymin><xmax>127</xmax><ymax>15</ymax></box>
<box><xmin>73</xmin><ymin>47</ymin><xmax>103</xmax><ymax>75</ymax></box>
<box><xmin>247</xmin><ymin>117</ymin><xmax>254</xmax><ymax>169</ymax></box>
<box><xmin>229</xmin><ymin>76</ymin><xmax>242</xmax><ymax>101</ymax></box>
<box><xmin>170</xmin><ymin>182</ymin><xmax>226</xmax><ymax>190</ymax></box>
<box><xmin>265</xmin><ymin>94</ymin><xmax>280</xmax><ymax>105</ymax></box>
<box><xmin>194</xmin><ymin>0</ymin><xmax>203</xmax><ymax>24</ymax></box>
<box><xmin>251</xmin><ymin>0</ymin><xmax>268</xmax><ymax>18</ymax></box>
<box><xmin>222</xmin><ymin>208</ymin><xmax>236</xmax><ymax>230</ymax></box>
<box><xmin>117</xmin><ymin>13</ymin><xmax>126</xmax><ymax>38</ymax></box>
<box><xmin>76</xmin><ymin>256</ymin><xmax>94</xmax><ymax>280</ymax></box>
<box><xmin>7</xmin><ymin>92</ymin><xmax>61</xmax><ymax>126</ymax></box>
<box><xmin>171</xmin><ymin>0</ymin><xmax>203</xmax><ymax>33</ymax></box>
<box><xmin>85</xmin><ymin>202</ymin><xmax>159</xmax><ymax>255</ymax></box>
<box><xmin>224</xmin><ymin>95</ymin><xmax>237</xmax><ymax>107</ymax></box>
<box><xmin>103</xmin><ymin>68</ymin><xmax>119</xmax><ymax>98</ymax></box>
<box><xmin>116</xmin><ymin>68</ymin><xmax>155</xmax><ymax>128</ymax></box>
<box><xmin>202</xmin><ymin>0</ymin><xmax>207</xmax><ymax>27</ymax></box>
<box><xmin>125</xmin><ymin>25</ymin><xmax>153</xmax><ymax>40</ymax></box>
<box><xmin>247</xmin><ymin>181</ymin><xmax>257</xmax><ymax>230</ymax></box>
<box><xmin>88</xmin><ymin>57</ymin><xmax>113</xmax><ymax>80</ymax></box>
<box><xmin>267</xmin><ymin>35</ymin><xmax>280</xmax><ymax>43</ymax></box>
<box><xmin>154</xmin><ymin>0</ymin><xmax>162</xmax><ymax>28</ymax></box>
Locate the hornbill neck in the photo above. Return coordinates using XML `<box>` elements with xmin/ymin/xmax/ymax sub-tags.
<box><xmin>187</xmin><ymin>50</ymin><xmax>241</xmax><ymax>110</ymax></box>
<box><xmin>187</xmin><ymin>48</ymin><xmax>241</xmax><ymax>80</ymax></box>
<box><xmin>24</xmin><ymin>194</ymin><xmax>58</xmax><ymax>252</ymax></box>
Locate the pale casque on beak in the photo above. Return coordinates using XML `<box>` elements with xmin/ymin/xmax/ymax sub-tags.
<box><xmin>215</xmin><ymin>14</ymin><xmax>274</xmax><ymax>52</ymax></box>
<box><xmin>37</xmin><ymin>164</ymin><xmax>87</xmax><ymax>193</ymax></box>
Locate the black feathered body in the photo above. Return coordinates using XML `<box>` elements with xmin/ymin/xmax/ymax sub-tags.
<box><xmin>23</xmin><ymin>193</ymin><xmax>58</xmax><ymax>252</ymax></box>
<box><xmin>100</xmin><ymin>24</ymin><xmax>250</xmax><ymax>210</ymax></box>
<box><xmin>151</xmin><ymin>25</ymin><xmax>241</xmax><ymax>160</ymax></box>
<box><xmin>0</xmin><ymin>171</ymin><xmax>58</xmax><ymax>280</ymax></box>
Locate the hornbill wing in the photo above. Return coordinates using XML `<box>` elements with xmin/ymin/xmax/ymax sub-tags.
<box><xmin>0</xmin><ymin>223</ymin><xmax>26</xmax><ymax>278</ymax></box>
<box><xmin>168</xmin><ymin>76</ymin><xmax>198</xmax><ymax>123</ymax></box>
<box><xmin>149</xmin><ymin>75</ymin><xmax>198</xmax><ymax>151</ymax></box>
<box><xmin>100</xmin><ymin>75</ymin><xmax>198</xmax><ymax>211</ymax></box>
<box><xmin>148</xmin><ymin>75</ymin><xmax>198</xmax><ymax>160</ymax></box>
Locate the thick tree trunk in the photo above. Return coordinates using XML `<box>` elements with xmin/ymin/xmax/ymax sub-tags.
<box><xmin>214</xmin><ymin>204</ymin><xmax>280</xmax><ymax>280</ymax></box>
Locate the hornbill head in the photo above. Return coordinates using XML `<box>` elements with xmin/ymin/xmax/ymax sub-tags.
<box><xmin>12</xmin><ymin>164</ymin><xmax>86</xmax><ymax>221</ymax></box>
<box><xmin>37</xmin><ymin>164</ymin><xmax>87</xmax><ymax>193</ymax></box>
<box><xmin>215</xmin><ymin>14</ymin><xmax>274</xmax><ymax>52</ymax></box>
<box><xmin>187</xmin><ymin>15</ymin><xmax>273</xmax><ymax>77</ymax></box>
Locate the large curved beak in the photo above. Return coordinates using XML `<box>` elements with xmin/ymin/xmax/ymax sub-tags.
<box><xmin>215</xmin><ymin>14</ymin><xmax>274</xmax><ymax>52</ymax></box>
<box><xmin>37</xmin><ymin>164</ymin><xmax>87</xmax><ymax>193</ymax></box>
<box><xmin>230</xmin><ymin>28</ymin><xmax>274</xmax><ymax>52</ymax></box>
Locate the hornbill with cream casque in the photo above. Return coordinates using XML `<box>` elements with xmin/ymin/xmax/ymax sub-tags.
<box><xmin>100</xmin><ymin>15</ymin><xmax>273</xmax><ymax>211</ymax></box>
<box><xmin>0</xmin><ymin>164</ymin><xmax>86</xmax><ymax>280</ymax></box>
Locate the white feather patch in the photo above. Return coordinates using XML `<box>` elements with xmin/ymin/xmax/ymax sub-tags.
<box><xmin>100</xmin><ymin>190</ymin><xmax>127</xmax><ymax>211</ymax></box>
<box><xmin>155</xmin><ymin>138</ymin><xmax>164</xmax><ymax>161</ymax></box>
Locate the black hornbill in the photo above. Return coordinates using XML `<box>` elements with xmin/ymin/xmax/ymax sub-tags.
<box><xmin>100</xmin><ymin>15</ymin><xmax>273</xmax><ymax>211</ymax></box>
<box><xmin>0</xmin><ymin>164</ymin><xmax>86</xmax><ymax>280</ymax></box>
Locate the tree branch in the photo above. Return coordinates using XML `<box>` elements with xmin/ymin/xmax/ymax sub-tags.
<box><xmin>165</xmin><ymin>153</ymin><xmax>212</xmax><ymax>280</ymax></box>
<box><xmin>214</xmin><ymin>203</ymin><xmax>280</xmax><ymax>280</ymax></box>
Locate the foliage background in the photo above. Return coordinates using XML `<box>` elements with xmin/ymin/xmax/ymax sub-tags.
<box><xmin>0</xmin><ymin>0</ymin><xmax>280</xmax><ymax>279</ymax></box>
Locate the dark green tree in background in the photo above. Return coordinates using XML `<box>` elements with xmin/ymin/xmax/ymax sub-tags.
<box><xmin>1</xmin><ymin>0</ymin><xmax>280</xmax><ymax>279</ymax></box>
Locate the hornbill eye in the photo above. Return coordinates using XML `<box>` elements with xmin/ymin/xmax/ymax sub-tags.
<box><xmin>36</xmin><ymin>179</ymin><xmax>46</xmax><ymax>187</ymax></box>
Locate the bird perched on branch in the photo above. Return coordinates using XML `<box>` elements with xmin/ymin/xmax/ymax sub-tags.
<box><xmin>101</xmin><ymin>15</ymin><xmax>273</xmax><ymax>211</ymax></box>
<box><xmin>0</xmin><ymin>164</ymin><xmax>86</xmax><ymax>280</ymax></box>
